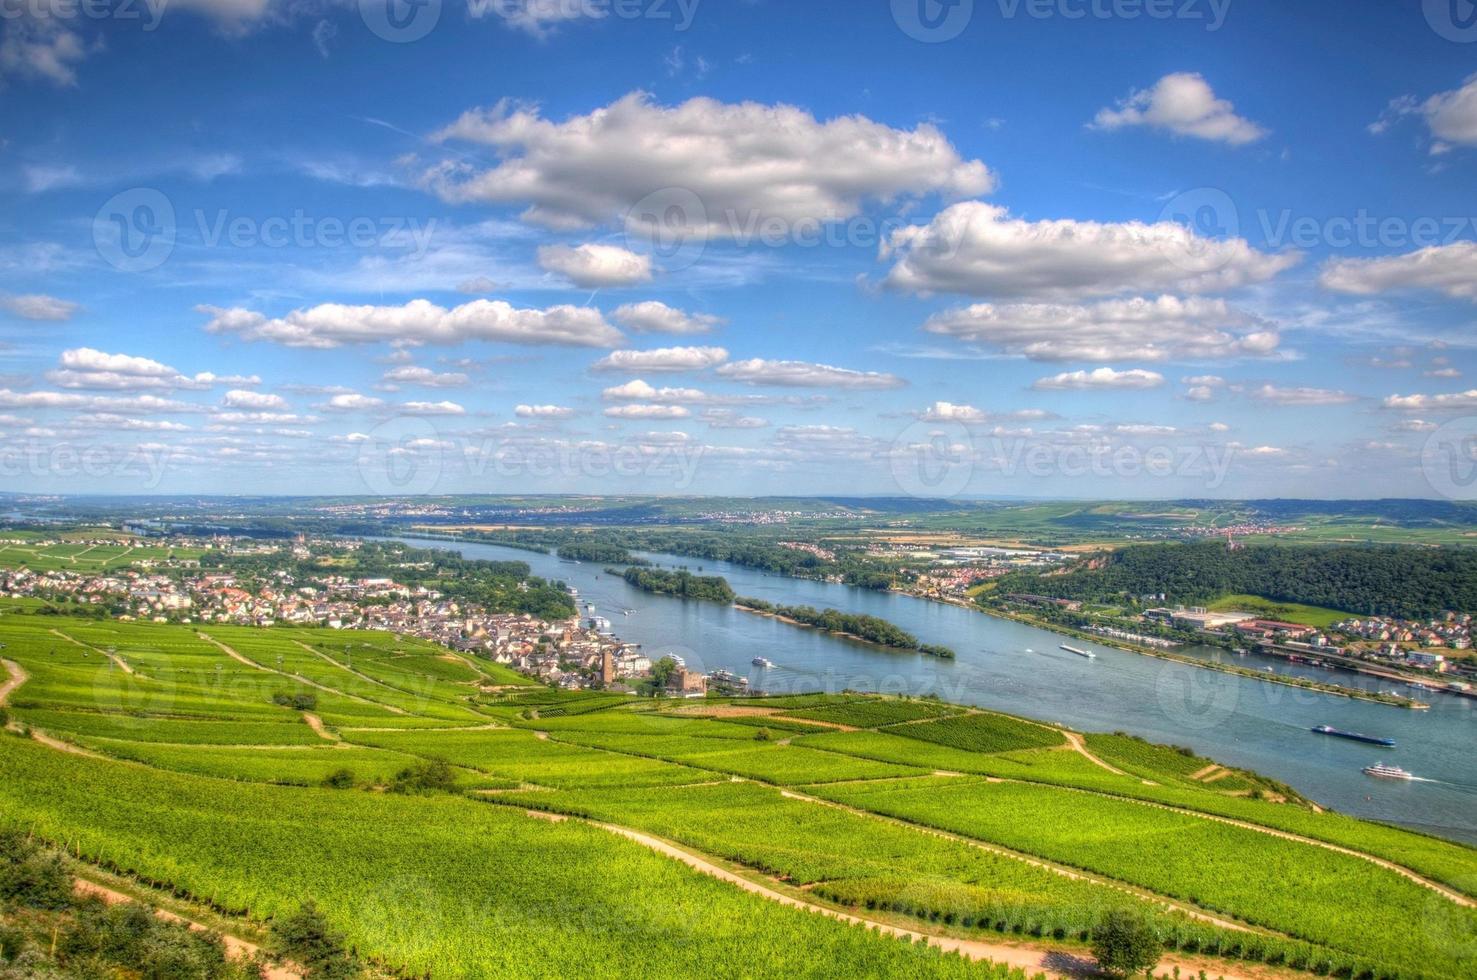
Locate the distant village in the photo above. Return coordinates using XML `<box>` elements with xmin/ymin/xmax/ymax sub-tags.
<box><xmin>0</xmin><ymin>534</ymin><xmax>726</xmax><ymax>697</ymax></box>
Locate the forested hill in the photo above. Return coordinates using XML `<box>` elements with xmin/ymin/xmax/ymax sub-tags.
<box><xmin>995</xmin><ymin>542</ymin><xmax>1477</xmax><ymax>619</ymax></box>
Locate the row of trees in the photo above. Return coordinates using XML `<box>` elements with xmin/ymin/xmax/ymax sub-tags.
<box><xmin>618</xmin><ymin>567</ymin><xmax>737</xmax><ymax>603</ymax></box>
<box><xmin>997</xmin><ymin>541</ymin><xmax>1477</xmax><ymax>619</ymax></box>
<box><xmin>556</xmin><ymin>542</ymin><xmax>650</xmax><ymax>565</ymax></box>
<box><xmin>736</xmin><ymin>597</ymin><xmax>953</xmax><ymax>657</ymax></box>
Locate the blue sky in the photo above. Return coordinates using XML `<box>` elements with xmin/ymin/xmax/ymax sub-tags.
<box><xmin>1</xmin><ymin>0</ymin><xmax>1476</xmax><ymax>498</ymax></box>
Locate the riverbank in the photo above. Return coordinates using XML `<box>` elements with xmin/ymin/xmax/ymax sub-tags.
<box><xmin>406</xmin><ymin>531</ymin><xmax>1425</xmax><ymax>706</ymax></box>
<box><xmin>385</xmin><ymin>533</ymin><xmax>1477</xmax><ymax>845</ymax></box>
<box><xmin>977</xmin><ymin>602</ymin><xmax>1427</xmax><ymax>710</ymax></box>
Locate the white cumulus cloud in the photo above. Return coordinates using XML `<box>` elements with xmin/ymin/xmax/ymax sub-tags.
<box><xmin>613</xmin><ymin>301</ymin><xmax>725</xmax><ymax>334</ymax></box>
<box><xmin>1251</xmin><ymin>384</ymin><xmax>1358</xmax><ymax>406</ymax></box>
<box><xmin>602</xmin><ymin>379</ymin><xmax>707</xmax><ymax>403</ymax></box>
<box><xmin>1092</xmin><ymin>73</ymin><xmax>1267</xmax><ymax>145</ymax></box>
<box><xmin>1382</xmin><ymin>390</ymin><xmax>1477</xmax><ymax>412</ymax></box>
<box><xmin>199</xmin><ymin>299</ymin><xmax>622</xmax><ymax>349</ymax></box>
<box><xmin>1320</xmin><ymin>242</ymin><xmax>1477</xmax><ymax>303</ymax></box>
<box><xmin>715</xmin><ymin>358</ymin><xmax>905</xmax><ymax>389</ymax></box>
<box><xmin>603</xmin><ymin>404</ymin><xmax>692</xmax><ymax>419</ymax></box>
<box><xmin>426</xmin><ymin>92</ymin><xmax>993</xmax><ymax>233</ymax></box>
<box><xmin>381</xmin><ymin>366</ymin><xmax>472</xmax><ymax>388</ymax></box>
<box><xmin>515</xmin><ymin>404</ymin><xmax>576</xmax><ymax>419</ymax></box>
<box><xmin>883</xmin><ymin>202</ymin><xmax>1296</xmax><ymax>300</ymax></box>
<box><xmin>222</xmin><ymin>389</ymin><xmax>289</xmax><ymax>410</ymax></box>
<box><xmin>0</xmin><ymin>292</ymin><xmax>79</xmax><ymax>321</ymax></box>
<box><xmin>592</xmin><ymin>346</ymin><xmax>728</xmax><ymax>373</ymax></box>
<box><xmin>537</xmin><ymin>243</ymin><xmax>653</xmax><ymax>288</ymax></box>
<box><xmin>921</xmin><ymin>296</ymin><xmax>1279</xmax><ymax>362</ymax></box>
<box><xmin>1032</xmin><ymin>368</ymin><xmax>1166</xmax><ymax>390</ymax></box>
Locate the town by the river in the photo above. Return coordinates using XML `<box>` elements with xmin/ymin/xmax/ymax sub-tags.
<box><xmin>397</xmin><ymin>535</ymin><xmax>1477</xmax><ymax>847</ymax></box>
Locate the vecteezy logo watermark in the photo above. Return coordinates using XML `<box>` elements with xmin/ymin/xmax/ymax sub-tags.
<box><xmin>889</xmin><ymin>420</ymin><xmax>976</xmax><ymax>498</ymax></box>
<box><xmin>892</xmin><ymin>0</ymin><xmax>974</xmax><ymax>42</ymax></box>
<box><xmin>1154</xmin><ymin>661</ymin><xmax>1239</xmax><ymax>732</ymax></box>
<box><xmin>195</xmin><ymin>210</ymin><xmax>437</xmax><ymax>254</ymax></box>
<box><xmin>624</xmin><ymin>187</ymin><xmax>709</xmax><ymax>273</ymax></box>
<box><xmin>623</xmin><ymin>187</ymin><xmax>961</xmax><ymax>271</ymax></box>
<box><xmin>1424</xmin><ymin>0</ymin><xmax>1477</xmax><ymax>42</ymax></box>
<box><xmin>1422</xmin><ymin>417</ymin><xmax>1477</xmax><ymax>501</ymax></box>
<box><xmin>94</xmin><ymin>188</ymin><xmax>439</xmax><ymax>272</ymax></box>
<box><xmin>357</xmin><ymin>418</ymin><xmax>447</xmax><ymax>495</ymax></box>
<box><xmin>93</xmin><ymin>187</ymin><xmax>176</xmax><ymax>272</ymax></box>
<box><xmin>1157</xmin><ymin>186</ymin><xmax>1239</xmax><ymax>272</ymax></box>
<box><xmin>461</xmin><ymin>438</ymin><xmax>706</xmax><ymax>489</ymax></box>
<box><xmin>359</xmin><ymin>0</ymin><xmax>442</xmax><ymax>42</ymax></box>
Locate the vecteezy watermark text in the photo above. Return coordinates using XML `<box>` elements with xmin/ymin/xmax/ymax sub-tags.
<box><xmin>889</xmin><ymin>422</ymin><xmax>1238</xmax><ymax>498</ymax></box>
<box><xmin>93</xmin><ymin>187</ymin><xmax>438</xmax><ymax>272</ymax></box>
<box><xmin>0</xmin><ymin>441</ymin><xmax>172</xmax><ymax>489</ymax></box>
<box><xmin>1</xmin><ymin>0</ymin><xmax>167</xmax><ymax>30</ymax></box>
<box><xmin>892</xmin><ymin>0</ymin><xmax>1230</xmax><ymax>42</ymax></box>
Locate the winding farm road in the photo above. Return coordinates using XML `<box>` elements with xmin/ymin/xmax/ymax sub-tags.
<box><xmin>0</xmin><ymin>658</ymin><xmax>26</xmax><ymax>706</ymax></box>
<box><xmin>290</xmin><ymin>640</ymin><xmax>410</xmax><ymax>714</ymax></box>
<box><xmin>301</xmin><ymin>712</ymin><xmax>341</xmax><ymax>743</ymax></box>
<box><xmin>1059</xmin><ymin>730</ymin><xmax>1128</xmax><ymax>776</ymax></box>
<box><xmin>49</xmin><ymin>629</ymin><xmax>134</xmax><ymax>674</ymax></box>
<box><xmin>581</xmin><ymin>815</ymin><xmax>1292</xmax><ymax>980</ymax></box>
<box><xmin>197</xmin><ymin>632</ymin><xmax>400</xmax><ymax>715</ymax></box>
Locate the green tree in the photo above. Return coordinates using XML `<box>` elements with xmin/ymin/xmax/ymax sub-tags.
<box><xmin>650</xmin><ymin>656</ymin><xmax>678</xmax><ymax>689</ymax></box>
<box><xmin>0</xmin><ymin>830</ymin><xmax>71</xmax><ymax>911</ymax></box>
<box><xmin>1091</xmin><ymin>910</ymin><xmax>1162</xmax><ymax>978</ymax></box>
<box><xmin>270</xmin><ymin>901</ymin><xmax>359</xmax><ymax>978</ymax></box>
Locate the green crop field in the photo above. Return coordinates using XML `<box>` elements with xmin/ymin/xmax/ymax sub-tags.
<box><xmin>887</xmin><ymin>712</ymin><xmax>1068</xmax><ymax>754</ymax></box>
<box><xmin>782</xmin><ymin>698</ymin><xmax>963</xmax><ymax>728</ymax></box>
<box><xmin>2</xmin><ymin>610</ymin><xmax>1474</xmax><ymax>979</ymax></box>
<box><xmin>0</xmin><ymin>532</ymin><xmax>204</xmax><ymax>572</ymax></box>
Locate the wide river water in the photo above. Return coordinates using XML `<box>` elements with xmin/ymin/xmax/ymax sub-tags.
<box><xmin>396</xmin><ymin>536</ymin><xmax>1477</xmax><ymax>845</ymax></box>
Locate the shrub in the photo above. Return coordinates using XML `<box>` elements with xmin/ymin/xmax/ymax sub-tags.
<box><xmin>388</xmin><ymin>760</ymin><xmax>457</xmax><ymax>795</ymax></box>
<box><xmin>320</xmin><ymin>769</ymin><xmax>357</xmax><ymax>790</ymax></box>
<box><xmin>1091</xmin><ymin>910</ymin><xmax>1163</xmax><ymax>978</ymax></box>
<box><xmin>272</xmin><ymin>692</ymin><xmax>318</xmax><ymax>712</ymax></box>
<box><xmin>270</xmin><ymin>901</ymin><xmax>359</xmax><ymax>979</ymax></box>
<box><xmin>0</xmin><ymin>831</ymin><xmax>71</xmax><ymax>911</ymax></box>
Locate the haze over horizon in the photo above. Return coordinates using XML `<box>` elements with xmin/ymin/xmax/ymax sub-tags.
<box><xmin>3</xmin><ymin>1</ymin><xmax>1477</xmax><ymax>499</ymax></box>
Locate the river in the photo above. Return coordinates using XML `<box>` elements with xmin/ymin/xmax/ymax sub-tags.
<box><xmin>396</xmin><ymin>535</ymin><xmax>1477</xmax><ymax>845</ymax></box>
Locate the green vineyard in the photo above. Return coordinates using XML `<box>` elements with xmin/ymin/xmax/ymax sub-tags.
<box><xmin>1</xmin><ymin>612</ymin><xmax>1474</xmax><ymax>979</ymax></box>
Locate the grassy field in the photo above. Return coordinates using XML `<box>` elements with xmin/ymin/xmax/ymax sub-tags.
<box><xmin>2</xmin><ymin>611</ymin><xmax>1474</xmax><ymax>979</ymax></box>
<box><xmin>1207</xmin><ymin>594</ymin><xmax>1350</xmax><ymax>628</ymax></box>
